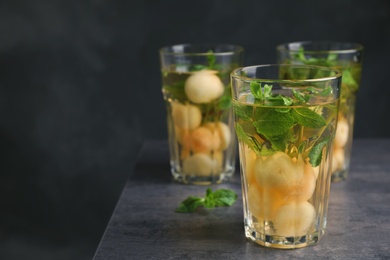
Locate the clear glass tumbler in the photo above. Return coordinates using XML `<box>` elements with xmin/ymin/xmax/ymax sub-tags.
<box><xmin>159</xmin><ymin>44</ymin><xmax>244</xmax><ymax>185</ymax></box>
<box><xmin>276</xmin><ymin>41</ymin><xmax>364</xmax><ymax>182</ymax></box>
<box><xmin>231</xmin><ymin>64</ymin><xmax>341</xmax><ymax>248</ymax></box>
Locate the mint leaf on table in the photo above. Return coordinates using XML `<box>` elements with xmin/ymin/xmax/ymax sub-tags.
<box><xmin>175</xmin><ymin>196</ymin><xmax>205</xmax><ymax>213</ymax></box>
<box><xmin>205</xmin><ymin>188</ymin><xmax>238</xmax><ymax>207</ymax></box>
<box><xmin>175</xmin><ymin>188</ymin><xmax>238</xmax><ymax>213</ymax></box>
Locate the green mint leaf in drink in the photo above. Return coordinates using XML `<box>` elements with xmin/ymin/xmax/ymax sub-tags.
<box><xmin>266</xmin><ymin>130</ymin><xmax>294</xmax><ymax>152</ymax></box>
<box><xmin>218</xmin><ymin>94</ymin><xmax>232</xmax><ymax>110</ymax></box>
<box><xmin>308</xmin><ymin>136</ymin><xmax>331</xmax><ymax>167</ymax></box>
<box><xmin>175</xmin><ymin>196</ymin><xmax>205</xmax><ymax>213</ymax></box>
<box><xmin>253</xmin><ymin>109</ymin><xmax>295</xmax><ymax>136</ymax></box>
<box><xmin>319</xmin><ymin>86</ymin><xmax>333</xmax><ymax>96</ymax></box>
<box><xmin>327</xmin><ymin>53</ymin><xmax>338</xmax><ymax>62</ymax></box>
<box><xmin>233</xmin><ymin>103</ymin><xmax>252</xmax><ymax>121</ymax></box>
<box><xmin>190</xmin><ymin>64</ymin><xmax>208</xmax><ymax>71</ymax></box>
<box><xmin>207</xmin><ymin>50</ymin><xmax>216</xmax><ymax>69</ymax></box>
<box><xmin>234</xmin><ymin>124</ymin><xmax>262</xmax><ymax>155</ymax></box>
<box><xmin>292</xmin><ymin>89</ymin><xmax>309</xmax><ymax>103</ymax></box>
<box><xmin>341</xmin><ymin>68</ymin><xmax>358</xmax><ymax>91</ymax></box>
<box><xmin>292</xmin><ymin>107</ymin><xmax>327</xmax><ymax>128</ymax></box>
<box><xmin>263</xmin><ymin>84</ymin><xmax>273</xmax><ymax>98</ymax></box>
<box><xmin>250</xmin><ymin>81</ymin><xmax>263</xmax><ymax>100</ymax></box>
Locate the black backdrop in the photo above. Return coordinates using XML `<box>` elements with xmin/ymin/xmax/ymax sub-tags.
<box><xmin>0</xmin><ymin>0</ymin><xmax>389</xmax><ymax>259</ymax></box>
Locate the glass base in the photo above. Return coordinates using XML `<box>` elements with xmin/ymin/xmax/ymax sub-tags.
<box><xmin>331</xmin><ymin>168</ymin><xmax>348</xmax><ymax>183</ymax></box>
<box><xmin>244</xmin><ymin>225</ymin><xmax>323</xmax><ymax>249</ymax></box>
<box><xmin>171</xmin><ymin>165</ymin><xmax>234</xmax><ymax>185</ymax></box>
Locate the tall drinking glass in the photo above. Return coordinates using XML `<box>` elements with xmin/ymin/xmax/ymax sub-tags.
<box><xmin>231</xmin><ymin>64</ymin><xmax>341</xmax><ymax>248</ymax></box>
<box><xmin>160</xmin><ymin>44</ymin><xmax>244</xmax><ymax>185</ymax></box>
<box><xmin>276</xmin><ymin>41</ymin><xmax>364</xmax><ymax>182</ymax></box>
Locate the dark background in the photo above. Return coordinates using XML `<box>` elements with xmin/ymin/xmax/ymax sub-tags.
<box><xmin>0</xmin><ymin>0</ymin><xmax>389</xmax><ymax>259</ymax></box>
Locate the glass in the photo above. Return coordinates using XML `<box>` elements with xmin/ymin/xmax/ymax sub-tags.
<box><xmin>231</xmin><ymin>64</ymin><xmax>341</xmax><ymax>248</ymax></box>
<box><xmin>159</xmin><ymin>44</ymin><xmax>244</xmax><ymax>185</ymax></box>
<box><xmin>276</xmin><ymin>41</ymin><xmax>364</xmax><ymax>182</ymax></box>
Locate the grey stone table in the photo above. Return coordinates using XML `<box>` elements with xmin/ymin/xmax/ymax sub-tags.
<box><xmin>94</xmin><ymin>139</ymin><xmax>390</xmax><ymax>260</ymax></box>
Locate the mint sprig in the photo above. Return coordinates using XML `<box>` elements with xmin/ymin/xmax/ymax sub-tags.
<box><xmin>175</xmin><ymin>188</ymin><xmax>238</xmax><ymax>213</ymax></box>
<box><xmin>234</xmin><ymin>83</ymin><xmax>334</xmax><ymax>166</ymax></box>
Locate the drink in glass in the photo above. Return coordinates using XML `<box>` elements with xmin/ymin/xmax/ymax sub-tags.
<box><xmin>231</xmin><ymin>64</ymin><xmax>341</xmax><ymax>248</ymax></box>
<box><xmin>277</xmin><ymin>41</ymin><xmax>363</xmax><ymax>182</ymax></box>
<box><xmin>160</xmin><ymin>44</ymin><xmax>244</xmax><ymax>184</ymax></box>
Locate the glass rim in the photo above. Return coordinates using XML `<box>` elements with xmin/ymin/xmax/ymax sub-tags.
<box><xmin>159</xmin><ymin>43</ymin><xmax>244</xmax><ymax>56</ymax></box>
<box><xmin>276</xmin><ymin>41</ymin><xmax>364</xmax><ymax>54</ymax></box>
<box><xmin>231</xmin><ymin>64</ymin><xmax>343</xmax><ymax>84</ymax></box>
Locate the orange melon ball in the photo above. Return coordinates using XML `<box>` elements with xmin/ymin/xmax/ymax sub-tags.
<box><xmin>190</xmin><ymin>126</ymin><xmax>221</xmax><ymax>153</ymax></box>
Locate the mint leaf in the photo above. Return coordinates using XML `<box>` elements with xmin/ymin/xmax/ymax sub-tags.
<box><xmin>308</xmin><ymin>137</ymin><xmax>330</xmax><ymax>167</ymax></box>
<box><xmin>207</xmin><ymin>50</ymin><xmax>216</xmax><ymax>69</ymax></box>
<box><xmin>253</xmin><ymin>109</ymin><xmax>295</xmax><ymax>136</ymax></box>
<box><xmin>292</xmin><ymin>108</ymin><xmax>327</xmax><ymax>128</ymax></box>
<box><xmin>253</xmin><ymin>109</ymin><xmax>296</xmax><ymax>152</ymax></box>
<box><xmin>234</xmin><ymin>123</ymin><xmax>261</xmax><ymax>154</ymax></box>
<box><xmin>218</xmin><ymin>94</ymin><xmax>232</xmax><ymax>109</ymax></box>
<box><xmin>292</xmin><ymin>89</ymin><xmax>309</xmax><ymax>103</ymax></box>
<box><xmin>190</xmin><ymin>64</ymin><xmax>208</xmax><ymax>71</ymax></box>
<box><xmin>204</xmin><ymin>187</ymin><xmax>238</xmax><ymax>208</ymax></box>
<box><xmin>319</xmin><ymin>86</ymin><xmax>333</xmax><ymax>96</ymax></box>
<box><xmin>266</xmin><ymin>130</ymin><xmax>293</xmax><ymax>152</ymax></box>
<box><xmin>233</xmin><ymin>104</ymin><xmax>252</xmax><ymax>121</ymax></box>
<box><xmin>175</xmin><ymin>196</ymin><xmax>205</xmax><ymax>213</ymax></box>
<box><xmin>263</xmin><ymin>84</ymin><xmax>273</xmax><ymax>98</ymax></box>
<box><xmin>327</xmin><ymin>53</ymin><xmax>338</xmax><ymax>62</ymax></box>
<box><xmin>250</xmin><ymin>81</ymin><xmax>263</xmax><ymax>99</ymax></box>
<box><xmin>341</xmin><ymin>69</ymin><xmax>358</xmax><ymax>91</ymax></box>
<box><xmin>281</xmin><ymin>96</ymin><xmax>293</xmax><ymax>106</ymax></box>
<box><xmin>294</xmin><ymin>46</ymin><xmax>338</xmax><ymax>67</ymax></box>
<box><xmin>189</xmin><ymin>50</ymin><xmax>216</xmax><ymax>71</ymax></box>
<box><xmin>211</xmin><ymin>189</ymin><xmax>238</xmax><ymax>206</ymax></box>
<box><xmin>176</xmin><ymin>188</ymin><xmax>238</xmax><ymax>213</ymax></box>
<box><xmin>204</xmin><ymin>188</ymin><xmax>215</xmax><ymax>208</ymax></box>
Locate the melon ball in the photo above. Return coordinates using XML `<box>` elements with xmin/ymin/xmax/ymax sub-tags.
<box><xmin>184</xmin><ymin>70</ymin><xmax>224</xmax><ymax>104</ymax></box>
<box><xmin>254</xmin><ymin>152</ymin><xmax>315</xmax><ymax>203</ymax></box>
<box><xmin>212</xmin><ymin>151</ymin><xmax>224</xmax><ymax>169</ymax></box>
<box><xmin>239</xmin><ymin>144</ymin><xmax>257</xmax><ymax>185</ymax></box>
<box><xmin>204</xmin><ymin>122</ymin><xmax>232</xmax><ymax>151</ymax></box>
<box><xmin>171</xmin><ymin>102</ymin><xmax>202</xmax><ymax>130</ymax></box>
<box><xmin>174</xmin><ymin>126</ymin><xmax>192</xmax><ymax>159</ymax></box>
<box><xmin>247</xmin><ymin>183</ymin><xmax>282</xmax><ymax>220</ymax></box>
<box><xmin>331</xmin><ymin>147</ymin><xmax>345</xmax><ymax>173</ymax></box>
<box><xmin>182</xmin><ymin>153</ymin><xmax>219</xmax><ymax>176</ymax></box>
<box><xmin>334</xmin><ymin>118</ymin><xmax>349</xmax><ymax>148</ymax></box>
<box><xmin>190</xmin><ymin>126</ymin><xmax>221</xmax><ymax>153</ymax></box>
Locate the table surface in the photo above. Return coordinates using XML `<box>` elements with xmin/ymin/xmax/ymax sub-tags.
<box><xmin>93</xmin><ymin>139</ymin><xmax>390</xmax><ymax>260</ymax></box>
